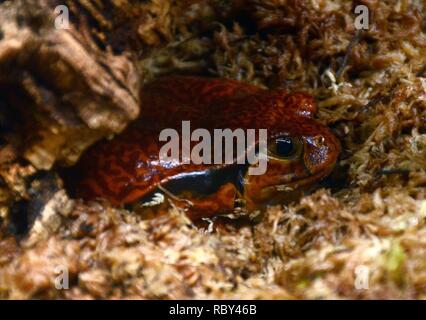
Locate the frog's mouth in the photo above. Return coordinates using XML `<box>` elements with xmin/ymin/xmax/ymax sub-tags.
<box><xmin>272</xmin><ymin>166</ymin><xmax>335</xmax><ymax>192</ymax></box>
<box><xmin>242</xmin><ymin>164</ymin><xmax>335</xmax><ymax>207</ymax></box>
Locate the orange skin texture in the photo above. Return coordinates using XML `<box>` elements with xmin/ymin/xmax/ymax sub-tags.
<box><xmin>68</xmin><ymin>76</ymin><xmax>340</xmax><ymax>219</ymax></box>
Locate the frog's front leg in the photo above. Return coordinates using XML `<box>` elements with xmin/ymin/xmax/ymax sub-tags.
<box><xmin>129</xmin><ymin>183</ymin><xmax>239</xmax><ymax>221</ymax></box>
<box><xmin>178</xmin><ymin>183</ymin><xmax>238</xmax><ymax>220</ymax></box>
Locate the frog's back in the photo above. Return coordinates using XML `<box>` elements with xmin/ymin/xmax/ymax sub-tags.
<box><xmin>139</xmin><ymin>76</ymin><xmax>316</xmax><ymax>130</ymax></box>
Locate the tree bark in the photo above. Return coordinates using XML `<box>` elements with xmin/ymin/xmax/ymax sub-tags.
<box><xmin>0</xmin><ymin>0</ymin><xmax>140</xmax><ymax>170</ymax></box>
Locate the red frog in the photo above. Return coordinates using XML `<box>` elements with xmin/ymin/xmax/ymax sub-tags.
<box><xmin>65</xmin><ymin>76</ymin><xmax>340</xmax><ymax>220</ymax></box>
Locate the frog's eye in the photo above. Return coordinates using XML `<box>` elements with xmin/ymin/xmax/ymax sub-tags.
<box><xmin>268</xmin><ymin>137</ymin><xmax>302</xmax><ymax>160</ymax></box>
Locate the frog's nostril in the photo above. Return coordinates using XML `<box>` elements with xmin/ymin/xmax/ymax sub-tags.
<box><xmin>312</xmin><ymin>135</ymin><xmax>326</xmax><ymax>147</ymax></box>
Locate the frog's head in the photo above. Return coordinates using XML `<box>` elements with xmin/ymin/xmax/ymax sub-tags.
<box><xmin>242</xmin><ymin>114</ymin><xmax>340</xmax><ymax>209</ymax></box>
